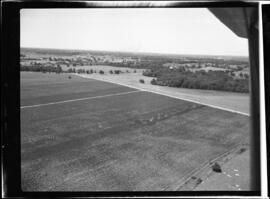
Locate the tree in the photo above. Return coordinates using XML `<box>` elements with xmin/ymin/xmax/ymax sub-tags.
<box><xmin>56</xmin><ymin>65</ymin><xmax>62</xmax><ymax>74</ymax></box>
<box><xmin>67</xmin><ymin>68</ymin><xmax>73</xmax><ymax>73</ymax></box>
<box><xmin>139</xmin><ymin>79</ymin><xmax>145</xmax><ymax>84</ymax></box>
<box><xmin>151</xmin><ymin>78</ymin><xmax>157</xmax><ymax>85</ymax></box>
<box><xmin>239</xmin><ymin>73</ymin><xmax>243</xmax><ymax>78</ymax></box>
<box><xmin>212</xmin><ymin>162</ymin><xmax>222</xmax><ymax>173</ymax></box>
<box><xmin>99</xmin><ymin>70</ymin><xmax>104</xmax><ymax>74</ymax></box>
<box><xmin>114</xmin><ymin>70</ymin><xmax>120</xmax><ymax>74</ymax></box>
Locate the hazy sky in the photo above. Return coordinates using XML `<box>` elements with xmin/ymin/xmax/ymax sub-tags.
<box><xmin>21</xmin><ymin>8</ymin><xmax>249</xmax><ymax>56</ymax></box>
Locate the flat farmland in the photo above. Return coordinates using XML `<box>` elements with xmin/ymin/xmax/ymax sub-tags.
<box><xmin>21</xmin><ymin>72</ymin><xmax>250</xmax><ymax>191</ymax></box>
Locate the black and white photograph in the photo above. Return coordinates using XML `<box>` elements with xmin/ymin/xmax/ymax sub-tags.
<box><xmin>1</xmin><ymin>1</ymin><xmax>266</xmax><ymax>196</ymax></box>
<box><xmin>19</xmin><ymin>6</ymin><xmax>256</xmax><ymax>192</ymax></box>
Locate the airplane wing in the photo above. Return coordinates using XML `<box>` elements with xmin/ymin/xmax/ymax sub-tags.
<box><xmin>208</xmin><ymin>7</ymin><xmax>257</xmax><ymax>38</ymax></box>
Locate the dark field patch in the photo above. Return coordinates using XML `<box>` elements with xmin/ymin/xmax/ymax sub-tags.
<box><xmin>21</xmin><ymin>72</ymin><xmax>250</xmax><ymax>191</ymax></box>
<box><xmin>21</xmin><ymin>72</ymin><xmax>135</xmax><ymax>106</ymax></box>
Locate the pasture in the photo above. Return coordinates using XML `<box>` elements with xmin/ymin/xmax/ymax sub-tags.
<box><xmin>21</xmin><ymin>72</ymin><xmax>250</xmax><ymax>191</ymax></box>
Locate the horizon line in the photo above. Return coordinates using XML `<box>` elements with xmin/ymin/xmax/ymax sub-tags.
<box><xmin>21</xmin><ymin>46</ymin><xmax>249</xmax><ymax>58</ymax></box>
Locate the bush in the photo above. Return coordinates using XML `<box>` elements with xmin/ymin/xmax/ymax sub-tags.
<box><xmin>151</xmin><ymin>78</ymin><xmax>157</xmax><ymax>85</ymax></box>
<box><xmin>68</xmin><ymin>75</ymin><xmax>72</xmax><ymax>79</ymax></box>
<box><xmin>212</xmin><ymin>162</ymin><xmax>222</xmax><ymax>173</ymax></box>
<box><xmin>114</xmin><ymin>70</ymin><xmax>121</xmax><ymax>74</ymax></box>
<box><xmin>99</xmin><ymin>70</ymin><xmax>104</xmax><ymax>74</ymax></box>
<box><xmin>237</xmin><ymin>147</ymin><xmax>247</xmax><ymax>154</ymax></box>
<box><xmin>139</xmin><ymin>79</ymin><xmax>145</xmax><ymax>84</ymax></box>
<box><xmin>143</xmin><ymin>69</ymin><xmax>156</xmax><ymax>77</ymax></box>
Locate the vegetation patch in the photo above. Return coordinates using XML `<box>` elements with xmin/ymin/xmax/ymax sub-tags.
<box><xmin>212</xmin><ymin>162</ymin><xmax>222</xmax><ymax>173</ymax></box>
<box><xmin>21</xmin><ymin>48</ymin><xmax>250</xmax><ymax>93</ymax></box>
<box><xmin>143</xmin><ymin>68</ymin><xmax>249</xmax><ymax>93</ymax></box>
<box><xmin>139</xmin><ymin>79</ymin><xmax>145</xmax><ymax>84</ymax></box>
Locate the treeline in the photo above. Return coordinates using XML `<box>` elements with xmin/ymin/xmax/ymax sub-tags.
<box><xmin>100</xmin><ymin>60</ymin><xmax>164</xmax><ymax>69</ymax></box>
<box><xmin>143</xmin><ymin>68</ymin><xmax>249</xmax><ymax>93</ymax></box>
<box><xmin>21</xmin><ymin>65</ymin><xmax>132</xmax><ymax>75</ymax></box>
<box><xmin>21</xmin><ymin>65</ymin><xmax>63</xmax><ymax>73</ymax></box>
<box><xmin>70</xmin><ymin>68</ymin><xmax>123</xmax><ymax>74</ymax></box>
<box><xmin>97</xmin><ymin>57</ymin><xmax>248</xmax><ymax>70</ymax></box>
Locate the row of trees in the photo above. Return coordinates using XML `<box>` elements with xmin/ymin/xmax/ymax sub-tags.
<box><xmin>67</xmin><ymin>68</ymin><xmax>137</xmax><ymax>75</ymax></box>
<box><xmin>100</xmin><ymin>60</ymin><xmax>164</xmax><ymax>69</ymax></box>
<box><xmin>144</xmin><ymin>68</ymin><xmax>249</xmax><ymax>93</ymax></box>
<box><xmin>72</xmin><ymin>68</ymin><xmax>123</xmax><ymax>74</ymax></box>
<box><xmin>21</xmin><ymin>65</ymin><xmax>137</xmax><ymax>75</ymax></box>
<box><xmin>21</xmin><ymin>65</ymin><xmax>63</xmax><ymax>73</ymax></box>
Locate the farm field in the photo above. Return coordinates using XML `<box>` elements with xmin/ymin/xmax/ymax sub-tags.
<box><xmin>21</xmin><ymin>72</ymin><xmax>250</xmax><ymax>191</ymax></box>
<box><xmin>195</xmin><ymin>149</ymin><xmax>250</xmax><ymax>191</ymax></box>
<box><xmin>76</xmin><ymin>65</ymin><xmax>250</xmax><ymax>115</ymax></box>
<box><xmin>21</xmin><ymin>72</ymin><xmax>135</xmax><ymax>107</ymax></box>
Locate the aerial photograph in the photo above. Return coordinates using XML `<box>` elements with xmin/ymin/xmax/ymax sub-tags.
<box><xmin>20</xmin><ymin>8</ymin><xmax>251</xmax><ymax>191</ymax></box>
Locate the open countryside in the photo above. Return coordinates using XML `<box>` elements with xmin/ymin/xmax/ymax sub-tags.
<box><xmin>18</xmin><ymin>3</ymin><xmax>261</xmax><ymax>193</ymax></box>
<box><xmin>21</xmin><ymin>48</ymin><xmax>250</xmax><ymax>93</ymax></box>
<box><xmin>21</xmin><ymin>48</ymin><xmax>251</xmax><ymax>191</ymax></box>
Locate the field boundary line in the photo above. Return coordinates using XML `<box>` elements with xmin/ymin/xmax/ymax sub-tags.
<box><xmin>21</xmin><ymin>90</ymin><xmax>142</xmax><ymax>109</ymax></box>
<box><xmin>76</xmin><ymin>74</ymin><xmax>250</xmax><ymax>116</ymax></box>
<box><xmin>171</xmin><ymin>142</ymin><xmax>246</xmax><ymax>191</ymax></box>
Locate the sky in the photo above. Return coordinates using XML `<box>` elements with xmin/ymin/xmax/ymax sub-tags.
<box><xmin>20</xmin><ymin>8</ymin><xmax>249</xmax><ymax>56</ymax></box>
